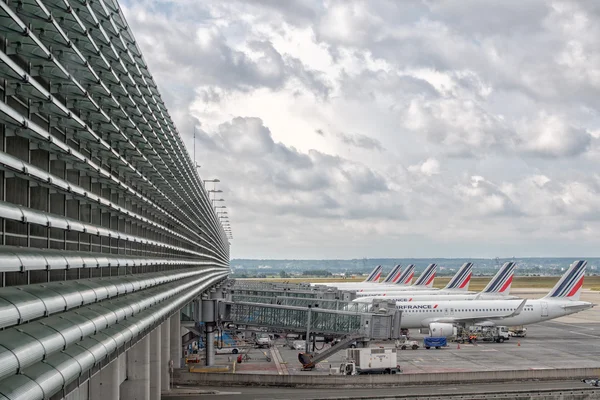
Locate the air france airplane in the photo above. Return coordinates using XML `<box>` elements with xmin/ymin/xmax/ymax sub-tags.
<box><xmin>355</xmin><ymin>262</ymin><xmax>515</xmax><ymax>301</ymax></box>
<box><xmin>316</xmin><ymin>264</ymin><xmax>417</xmax><ymax>290</ymax></box>
<box><xmin>393</xmin><ymin>260</ymin><xmax>593</xmax><ymax>337</ymax></box>
<box><xmin>356</xmin><ymin>262</ymin><xmax>473</xmax><ymax>296</ymax></box>
<box><xmin>354</xmin><ymin>264</ymin><xmax>435</xmax><ymax>292</ymax></box>
<box><xmin>313</xmin><ymin>265</ymin><xmax>385</xmax><ymax>288</ymax></box>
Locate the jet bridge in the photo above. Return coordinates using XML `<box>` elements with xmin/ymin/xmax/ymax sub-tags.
<box><xmin>220</xmin><ymin>299</ymin><xmax>400</xmax><ymax>339</ymax></box>
<box><xmin>229</xmin><ymin>280</ymin><xmax>357</xmax><ymax>302</ymax></box>
<box><xmin>185</xmin><ymin>282</ymin><xmax>402</xmax><ymax>367</ymax></box>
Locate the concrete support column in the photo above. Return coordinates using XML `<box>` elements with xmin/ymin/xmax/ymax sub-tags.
<box><xmin>89</xmin><ymin>358</ymin><xmax>119</xmax><ymax>400</ymax></box>
<box><xmin>205</xmin><ymin>324</ymin><xmax>215</xmax><ymax>367</ymax></box>
<box><xmin>160</xmin><ymin>320</ymin><xmax>170</xmax><ymax>392</ymax></box>
<box><xmin>169</xmin><ymin>313</ymin><xmax>181</xmax><ymax>368</ymax></box>
<box><xmin>149</xmin><ymin>328</ymin><xmax>161</xmax><ymax>400</ymax></box>
<box><xmin>120</xmin><ymin>336</ymin><xmax>150</xmax><ymax>400</ymax></box>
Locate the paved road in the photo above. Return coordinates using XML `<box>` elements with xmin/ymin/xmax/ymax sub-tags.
<box><xmin>162</xmin><ymin>380</ymin><xmax>597</xmax><ymax>399</ymax></box>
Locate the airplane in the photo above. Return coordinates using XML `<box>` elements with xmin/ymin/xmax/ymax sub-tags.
<box><xmin>390</xmin><ymin>260</ymin><xmax>593</xmax><ymax>337</ymax></box>
<box><xmin>356</xmin><ymin>263</ymin><xmax>473</xmax><ymax>295</ymax></box>
<box><xmin>381</xmin><ymin>264</ymin><xmax>403</xmax><ymax>284</ymax></box>
<box><xmin>311</xmin><ymin>265</ymin><xmax>384</xmax><ymax>288</ymax></box>
<box><xmin>412</xmin><ymin>263</ymin><xmax>437</xmax><ymax>288</ymax></box>
<box><xmin>354</xmin><ymin>262</ymin><xmax>516</xmax><ymax>302</ymax></box>
<box><xmin>353</xmin><ymin>264</ymin><xmax>433</xmax><ymax>293</ymax></box>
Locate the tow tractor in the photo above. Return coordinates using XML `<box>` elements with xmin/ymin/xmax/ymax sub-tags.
<box><xmin>395</xmin><ymin>335</ymin><xmax>420</xmax><ymax>350</ymax></box>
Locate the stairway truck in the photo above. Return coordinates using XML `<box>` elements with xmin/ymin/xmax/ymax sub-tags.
<box><xmin>340</xmin><ymin>348</ymin><xmax>400</xmax><ymax>375</ymax></box>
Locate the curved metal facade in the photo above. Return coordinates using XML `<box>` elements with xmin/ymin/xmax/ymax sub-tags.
<box><xmin>0</xmin><ymin>0</ymin><xmax>230</xmax><ymax>398</ymax></box>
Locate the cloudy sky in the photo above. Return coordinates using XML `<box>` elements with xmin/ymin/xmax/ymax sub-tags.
<box><xmin>121</xmin><ymin>0</ymin><xmax>600</xmax><ymax>259</ymax></box>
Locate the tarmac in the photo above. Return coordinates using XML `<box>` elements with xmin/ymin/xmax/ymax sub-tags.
<box><xmin>167</xmin><ymin>289</ymin><xmax>600</xmax><ymax>398</ymax></box>
<box><xmin>205</xmin><ymin>289</ymin><xmax>600</xmax><ymax>375</ymax></box>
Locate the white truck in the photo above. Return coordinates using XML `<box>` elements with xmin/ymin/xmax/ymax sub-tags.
<box><xmin>339</xmin><ymin>348</ymin><xmax>401</xmax><ymax>375</ymax></box>
<box><xmin>508</xmin><ymin>325</ymin><xmax>527</xmax><ymax>337</ymax></box>
<box><xmin>479</xmin><ymin>326</ymin><xmax>510</xmax><ymax>343</ymax></box>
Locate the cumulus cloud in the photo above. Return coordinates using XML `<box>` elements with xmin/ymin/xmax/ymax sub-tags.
<box><xmin>124</xmin><ymin>0</ymin><xmax>600</xmax><ymax>258</ymax></box>
<box><xmin>337</xmin><ymin>132</ymin><xmax>384</xmax><ymax>151</ymax></box>
<box><xmin>516</xmin><ymin>113</ymin><xmax>592</xmax><ymax>157</ymax></box>
<box><xmin>409</xmin><ymin>158</ymin><xmax>441</xmax><ymax>176</ymax></box>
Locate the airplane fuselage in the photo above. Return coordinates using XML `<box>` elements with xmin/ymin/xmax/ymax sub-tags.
<box><xmin>397</xmin><ymin>298</ymin><xmax>592</xmax><ymax>328</ymax></box>
<box><xmin>355</xmin><ymin>293</ymin><xmax>505</xmax><ymax>303</ymax></box>
<box><xmin>354</xmin><ymin>288</ymin><xmax>472</xmax><ymax>298</ymax></box>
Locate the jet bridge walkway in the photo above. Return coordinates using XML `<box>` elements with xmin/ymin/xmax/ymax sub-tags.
<box><xmin>223</xmin><ymin>301</ymin><xmax>366</xmax><ymax>335</ymax></box>
<box><xmin>230</xmin><ymin>294</ymin><xmax>371</xmax><ymax>313</ymax></box>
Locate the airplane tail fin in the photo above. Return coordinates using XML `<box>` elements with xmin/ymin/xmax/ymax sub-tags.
<box><xmin>363</xmin><ymin>265</ymin><xmax>383</xmax><ymax>283</ymax></box>
<box><xmin>413</xmin><ymin>264</ymin><xmax>437</xmax><ymax>288</ymax></box>
<box><xmin>395</xmin><ymin>264</ymin><xmax>415</xmax><ymax>285</ymax></box>
<box><xmin>481</xmin><ymin>262</ymin><xmax>517</xmax><ymax>296</ymax></box>
<box><xmin>544</xmin><ymin>260</ymin><xmax>587</xmax><ymax>301</ymax></box>
<box><xmin>381</xmin><ymin>265</ymin><xmax>402</xmax><ymax>284</ymax></box>
<box><xmin>443</xmin><ymin>262</ymin><xmax>474</xmax><ymax>291</ymax></box>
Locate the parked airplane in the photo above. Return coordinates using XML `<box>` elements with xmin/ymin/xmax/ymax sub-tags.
<box><xmin>381</xmin><ymin>264</ymin><xmax>403</xmax><ymax>284</ymax></box>
<box><xmin>311</xmin><ymin>265</ymin><xmax>385</xmax><ymax>288</ymax></box>
<box><xmin>354</xmin><ymin>264</ymin><xmax>434</xmax><ymax>292</ymax></box>
<box><xmin>412</xmin><ymin>263</ymin><xmax>437</xmax><ymax>288</ymax></box>
<box><xmin>354</xmin><ymin>262</ymin><xmax>516</xmax><ymax>302</ymax></box>
<box><xmin>356</xmin><ymin>263</ymin><xmax>474</xmax><ymax>296</ymax></box>
<box><xmin>364</xmin><ymin>265</ymin><xmax>383</xmax><ymax>283</ymax></box>
<box><xmin>392</xmin><ymin>260</ymin><xmax>593</xmax><ymax>337</ymax></box>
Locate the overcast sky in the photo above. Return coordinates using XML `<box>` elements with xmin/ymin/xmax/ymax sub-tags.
<box><xmin>122</xmin><ymin>0</ymin><xmax>600</xmax><ymax>259</ymax></box>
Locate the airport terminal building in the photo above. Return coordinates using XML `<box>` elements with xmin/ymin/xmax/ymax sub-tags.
<box><xmin>0</xmin><ymin>0</ymin><xmax>230</xmax><ymax>398</ymax></box>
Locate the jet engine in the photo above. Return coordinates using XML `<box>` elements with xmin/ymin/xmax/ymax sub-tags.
<box><xmin>428</xmin><ymin>322</ymin><xmax>455</xmax><ymax>337</ymax></box>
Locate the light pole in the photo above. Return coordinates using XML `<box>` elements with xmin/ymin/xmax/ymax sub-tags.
<box><xmin>208</xmin><ymin>189</ymin><xmax>223</xmax><ymax>202</ymax></box>
<box><xmin>211</xmin><ymin>198</ymin><xmax>225</xmax><ymax>207</ymax></box>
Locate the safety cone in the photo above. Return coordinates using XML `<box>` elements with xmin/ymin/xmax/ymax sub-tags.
<box><xmin>518</xmin><ymin>341</ymin><xmax>521</xmax><ymax>347</ymax></box>
<box><xmin>457</xmin><ymin>343</ymin><xmax>461</xmax><ymax>350</ymax></box>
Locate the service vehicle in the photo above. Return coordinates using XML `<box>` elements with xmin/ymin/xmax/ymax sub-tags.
<box><xmin>395</xmin><ymin>335</ymin><xmax>419</xmax><ymax>350</ymax></box>
<box><xmin>424</xmin><ymin>337</ymin><xmax>447</xmax><ymax>349</ymax></box>
<box><xmin>338</xmin><ymin>348</ymin><xmax>401</xmax><ymax>375</ymax></box>
<box><xmin>254</xmin><ymin>332</ymin><xmax>272</xmax><ymax>348</ymax></box>
<box><xmin>508</xmin><ymin>326</ymin><xmax>527</xmax><ymax>337</ymax></box>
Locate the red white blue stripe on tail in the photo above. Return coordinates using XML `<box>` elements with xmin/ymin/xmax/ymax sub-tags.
<box><xmin>382</xmin><ymin>265</ymin><xmax>402</xmax><ymax>284</ymax></box>
<box><xmin>443</xmin><ymin>262</ymin><xmax>473</xmax><ymax>290</ymax></box>
<box><xmin>413</xmin><ymin>264</ymin><xmax>437</xmax><ymax>287</ymax></box>
<box><xmin>395</xmin><ymin>264</ymin><xmax>415</xmax><ymax>285</ymax></box>
<box><xmin>545</xmin><ymin>260</ymin><xmax>587</xmax><ymax>300</ymax></box>
<box><xmin>482</xmin><ymin>262</ymin><xmax>516</xmax><ymax>294</ymax></box>
<box><xmin>363</xmin><ymin>265</ymin><xmax>383</xmax><ymax>283</ymax></box>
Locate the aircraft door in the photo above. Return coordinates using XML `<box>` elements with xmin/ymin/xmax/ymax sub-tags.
<box><xmin>541</xmin><ymin>301</ymin><xmax>548</xmax><ymax>317</ymax></box>
<box><xmin>450</xmin><ymin>307</ymin><xmax>455</xmax><ymax>316</ymax></box>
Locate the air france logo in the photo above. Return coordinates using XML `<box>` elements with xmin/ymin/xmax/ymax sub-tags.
<box><xmin>397</xmin><ymin>304</ymin><xmax>438</xmax><ymax>310</ymax></box>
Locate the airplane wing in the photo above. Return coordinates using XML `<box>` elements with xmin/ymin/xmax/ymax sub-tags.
<box><xmin>429</xmin><ymin>299</ymin><xmax>527</xmax><ymax>325</ymax></box>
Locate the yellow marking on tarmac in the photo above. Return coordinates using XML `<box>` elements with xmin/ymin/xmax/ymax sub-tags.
<box><xmin>188</xmin><ymin>365</ymin><xmax>230</xmax><ymax>373</ymax></box>
<box><xmin>271</xmin><ymin>347</ymin><xmax>289</xmax><ymax>375</ymax></box>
